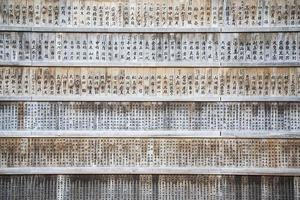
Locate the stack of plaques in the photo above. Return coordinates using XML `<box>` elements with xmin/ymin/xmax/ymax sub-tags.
<box><xmin>0</xmin><ymin>0</ymin><xmax>299</xmax><ymax>199</ymax></box>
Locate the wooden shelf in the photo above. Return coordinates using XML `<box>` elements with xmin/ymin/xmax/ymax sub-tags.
<box><xmin>1</xmin><ymin>167</ymin><xmax>299</xmax><ymax>175</ymax></box>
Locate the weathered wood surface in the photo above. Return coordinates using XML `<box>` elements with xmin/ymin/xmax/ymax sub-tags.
<box><xmin>0</xmin><ymin>102</ymin><xmax>299</xmax><ymax>132</ymax></box>
<box><xmin>1</xmin><ymin>130</ymin><xmax>299</xmax><ymax>138</ymax></box>
<box><xmin>0</xmin><ymin>2</ymin><xmax>299</xmax><ymax>197</ymax></box>
<box><xmin>0</xmin><ymin>138</ymin><xmax>299</xmax><ymax>168</ymax></box>
<box><xmin>0</xmin><ymin>32</ymin><xmax>300</xmax><ymax>66</ymax></box>
<box><xmin>1</xmin><ymin>167</ymin><xmax>300</xmax><ymax>176</ymax></box>
<box><xmin>0</xmin><ymin>67</ymin><xmax>299</xmax><ymax>101</ymax></box>
<box><xmin>0</xmin><ymin>0</ymin><xmax>300</xmax><ymax>32</ymax></box>
<box><xmin>0</xmin><ymin>175</ymin><xmax>299</xmax><ymax>199</ymax></box>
